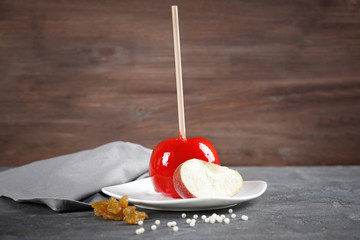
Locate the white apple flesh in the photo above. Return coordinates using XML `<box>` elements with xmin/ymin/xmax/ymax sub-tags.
<box><xmin>173</xmin><ymin>159</ymin><xmax>243</xmax><ymax>198</ymax></box>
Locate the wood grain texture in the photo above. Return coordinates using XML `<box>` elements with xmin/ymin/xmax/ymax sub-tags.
<box><xmin>0</xmin><ymin>0</ymin><xmax>360</xmax><ymax>166</ymax></box>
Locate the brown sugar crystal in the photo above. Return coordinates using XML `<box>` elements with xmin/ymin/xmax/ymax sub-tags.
<box><xmin>91</xmin><ymin>196</ymin><xmax>149</xmax><ymax>224</ymax></box>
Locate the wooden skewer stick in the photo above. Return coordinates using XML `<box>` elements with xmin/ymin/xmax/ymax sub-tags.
<box><xmin>171</xmin><ymin>5</ymin><xmax>187</xmax><ymax>140</ymax></box>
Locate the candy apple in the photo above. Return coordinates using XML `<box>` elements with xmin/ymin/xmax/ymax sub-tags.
<box><xmin>173</xmin><ymin>159</ymin><xmax>243</xmax><ymax>198</ymax></box>
<box><xmin>149</xmin><ymin>137</ymin><xmax>220</xmax><ymax>198</ymax></box>
<box><xmin>149</xmin><ymin>7</ymin><xmax>221</xmax><ymax>198</ymax></box>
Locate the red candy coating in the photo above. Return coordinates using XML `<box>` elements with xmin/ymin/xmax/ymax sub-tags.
<box><xmin>149</xmin><ymin>137</ymin><xmax>220</xmax><ymax>198</ymax></box>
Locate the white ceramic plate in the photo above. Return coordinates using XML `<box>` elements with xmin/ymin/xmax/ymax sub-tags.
<box><xmin>102</xmin><ymin>178</ymin><xmax>267</xmax><ymax>211</ymax></box>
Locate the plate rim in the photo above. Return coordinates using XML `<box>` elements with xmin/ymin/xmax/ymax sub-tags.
<box><xmin>101</xmin><ymin>178</ymin><xmax>267</xmax><ymax>206</ymax></box>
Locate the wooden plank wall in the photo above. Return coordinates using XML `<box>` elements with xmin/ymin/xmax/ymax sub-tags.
<box><xmin>1</xmin><ymin>0</ymin><xmax>359</xmax><ymax>166</ymax></box>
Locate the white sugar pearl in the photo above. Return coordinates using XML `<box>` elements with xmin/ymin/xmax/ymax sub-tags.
<box><xmin>205</xmin><ymin>218</ymin><xmax>210</xmax><ymax>223</ymax></box>
<box><xmin>173</xmin><ymin>226</ymin><xmax>179</xmax><ymax>232</ymax></box>
<box><xmin>224</xmin><ymin>218</ymin><xmax>230</xmax><ymax>224</ymax></box>
<box><xmin>241</xmin><ymin>215</ymin><xmax>249</xmax><ymax>221</ymax></box>
<box><xmin>221</xmin><ymin>214</ymin><xmax>226</xmax><ymax>219</ymax></box>
<box><xmin>181</xmin><ymin>213</ymin><xmax>186</xmax><ymax>218</ymax></box>
<box><xmin>172</xmin><ymin>221</ymin><xmax>177</xmax><ymax>226</ymax></box>
<box><xmin>135</xmin><ymin>229</ymin><xmax>141</xmax><ymax>235</ymax></box>
<box><xmin>217</xmin><ymin>217</ymin><xmax>223</xmax><ymax>223</ymax></box>
<box><xmin>201</xmin><ymin>215</ymin><xmax>206</xmax><ymax>220</ymax></box>
<box><xmin>155</xmin><ymin>220</ymin><xmax>160</xmax><ymax>225</ymax></box>
<box><xmin>191</xmin><ymin>219</ymin><xmax>196</xmax><ymax>224</ymax></box>
<box><xmin>138</xmin><ymin>220</ymin><xmax>143</xmax><ymax>226</ymax></box>
<box><xmin>210</xmin><ymin>218</ymin><xmax>216</xmax><ymax>224</ymax></box>
<box><xmin>167</xmin><ymin>222</ymin><xmax>173</xmax><ymax>227</ymax></box>
<box><xmin>231</xmin><ymin>213</ymin><xmax>236</xmax><ymax>219</ymax></box>
<box><xmin>228</xmin><ymin>208</ymin><xmax>233</xmax><ymax>214</ymax></box>
<box><xmin>151</xmin><ymin>225</ymin><xmax>157</xmax><ymax>231</ymax></box>
<box><xmin>193</xmin><ymin>214</ymin><xmax>198</xmax><ymax>219</ymax></box>
<box><xmin>186</xmin><ymin>218</ymin><xmax>191</xmax><ymax>224</ymax></box>
<box><xmin>139</xmin><ymin>227</ymin><xmax>145</xmax><ymax>233</ymax></box>
<box><xmin>190</xmin><ymin>222</ymin><xmax>195</xmax><ymax>227</ymax></box>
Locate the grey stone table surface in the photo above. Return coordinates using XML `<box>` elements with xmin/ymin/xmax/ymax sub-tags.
<box><xmin>0</xmin><ymin>166</ymin><xmax>359</xmax><ymax>240</ymax></box>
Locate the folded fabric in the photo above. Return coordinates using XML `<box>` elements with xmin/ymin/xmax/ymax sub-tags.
<box><xmin>0</xmin><ymin>141</ymin><xmax>152</xmax><ymax>212</ymax></box>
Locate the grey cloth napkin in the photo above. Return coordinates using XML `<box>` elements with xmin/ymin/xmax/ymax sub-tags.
<box><xmin>0</xmin><ymin>141</ymin><xmax>152</xmax><ymax>212</ymax></box>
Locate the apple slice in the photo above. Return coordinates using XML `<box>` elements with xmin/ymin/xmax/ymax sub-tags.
<box><xmin>173</xmin><ymin>159</ymin><xmax>243</xmax><ymax>198</ymax></box>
